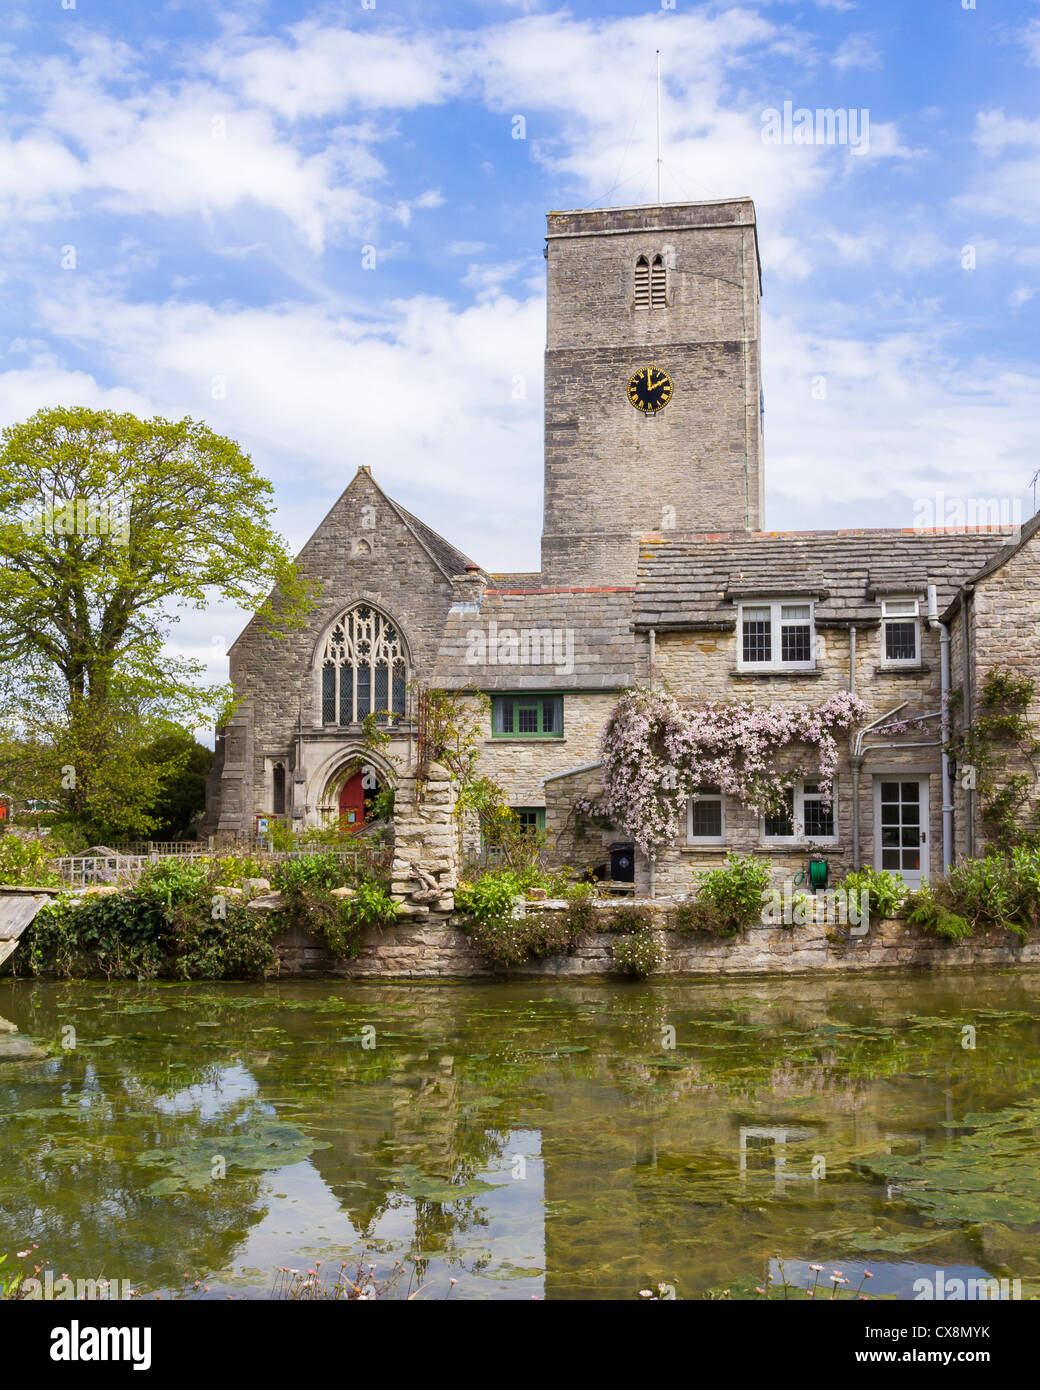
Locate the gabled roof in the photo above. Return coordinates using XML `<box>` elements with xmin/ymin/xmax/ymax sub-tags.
<box><xmin>636</xmin><ymin>528</ymin><xmax>1017</xmax><ymax>630</ymax></box>
<box><xmin>384</xmin><ymin>493</ymin><xmax>479</xmax><ymax>581</ymax></box>
<box><xmin>941</xmin><ymin>509</ymin><xmax>1040</xmax><ymax>618</ymax></box>
<box><xmin>338</xmin><ymin>468</ymin><xmax>477</xmax><ymax>580</ymax></box>
<box><xmin>228</xmin><ymin>468</ymin><xmax>480</xmax><ymax>654</ymax></box>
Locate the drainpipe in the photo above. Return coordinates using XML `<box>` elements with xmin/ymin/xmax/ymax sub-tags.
<box><xmin>960</xmin><ymin>587</ymin><xmax>975</xmax><ymax>859</ymax></box>
<box><xmin>927</xmin><ymin>585</ymin><xmax>954</xmax><ymax>875</ymax></box>
<box><xmin>849</xmin><ymin>626</ymin><xmax>861</xmax><ymax>868</ymax></box>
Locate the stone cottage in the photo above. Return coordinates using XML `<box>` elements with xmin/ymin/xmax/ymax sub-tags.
<box><xmin>203</xmin><ymin>197</ymin><xmax>1033</xmax><ymax>895</ymax></box>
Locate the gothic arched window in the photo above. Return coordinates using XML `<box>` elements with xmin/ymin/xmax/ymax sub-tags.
<box><xmin>634</xmin><ymin>255</ymin><xmax>650</xmax><ymax>306</ymax></box>
<box><xmin>320</xmin><ymin>604</ymin><xmax>408</xmax><ymax>726</ymax></box>
<box><xmin>650</xmin><ymin>254</ymin><xmax>667</xmax><ymax>306</ymax></box>
<box><xmin>272</xmin><ymin>763</ymin><xmax>286</xmax><ymax>816</ymax></box>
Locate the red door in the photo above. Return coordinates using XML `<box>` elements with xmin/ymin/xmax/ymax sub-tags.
<box><xmin>338</xmin><ymin>772</ymin><xmax>366</xmax><ymax>831</ymax></box>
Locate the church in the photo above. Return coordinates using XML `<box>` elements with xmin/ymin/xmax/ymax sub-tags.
<box><xmin>203</xmin><ymin>197</ymin><xmax>1039</xmax><ymax>895</ymax></box>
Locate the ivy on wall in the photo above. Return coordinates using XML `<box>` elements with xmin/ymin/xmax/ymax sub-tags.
<box><xmin>947</xmin><ymin>669</ymin><xmax>1040</xmax><ymax>850</ymax></box>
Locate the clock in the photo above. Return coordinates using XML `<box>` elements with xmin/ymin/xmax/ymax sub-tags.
<box><xmin>627</xmin><ymin>364</ymin><xmax>673</xmax><ymax>414</ymax></box>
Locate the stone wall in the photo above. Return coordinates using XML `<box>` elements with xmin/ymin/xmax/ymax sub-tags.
<box><xmin>538</xmin><ymin>622</ymin><xmax>951</xmax><ymax>895</ymax></box>
<box><xmin>541</xmin><ymin>201</ymin><xmax>763</xmax><ymax>585</ymax></box>
<box><xmin>389</xmin><ymin>762</ymin><xmax>458</xmax><ymax>919</ymax></box>
<box><xmin>963</xmin><ymin>525</ymin><xmax>1040</xmax><ymax>851</ymax></box>
<box><xmin>270</xmin><ymin>898</ymin><xmax>1040</xmax><ymax>979</ymax></box>
<box><xmin>206</xmin><ymin>468</ymin><xmax>464</xmax><ymax>838</ymax></box>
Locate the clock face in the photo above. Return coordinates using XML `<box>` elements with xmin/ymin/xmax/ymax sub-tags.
<box><xmin>627</xmin><ymin>364</ymin><xmax>673</xmax><ymax>414</ymax></box>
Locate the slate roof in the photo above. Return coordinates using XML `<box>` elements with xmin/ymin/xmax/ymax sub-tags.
<box><xmin>384</xmin><ymin>496</ymin><xmax>478</xmax><ymax>580</ymax></box>
<box><xmin>431</xmin><ymin>585</ymin><xmax>639</xmax><ymax>690</ymax></box>
<box><xmin>635</xmin><ymin>528</ymin><xmax>1018</xmax><ymax>630</ymax></box>
<box><xmin>942</xmin><ymin>510</ymin><xmax>1040</xmax><ymax>614</ymax></box>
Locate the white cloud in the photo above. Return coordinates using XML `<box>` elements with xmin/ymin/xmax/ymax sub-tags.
<box><xmin>972</xmin><ymin>109</ymin><xmax>1040</xmax><ymax>154</ymax></box>
<box><xmin>31</xmin><ymin>279</ymin><xmax>546</xmax><ymax>571</ymax></box>
<box><xmin>203</xmin><ymin>22</ymin><xmax>462</xmax><ymax>120</ymax></box>
<box><xmin>1023</xmin><ymin>19</ymin><xmax>1040</xmax><ymax>66</ymax></box>
<box><xmin>446</xmin><ymin>240</ymin><xmax>490</xmax><ymax>256</ymax></box>
<box><xmin>469</xmin><ymin>10</ymin><xmax>829</xmax><ymax>218</ymax></box>
<box><xmin>1008</xmin><ymin>285</ymin><xmax>1036</xmax><ymax>310</ymax></box>
<box><xmin>847</xmin><ymin>119</ymin><xmax>920</xmax><ymax>162</ymax></box>
<box><xmin>832</xmin><ymin>34</ymin><xmax>882</xmax><ymax>71</ymax></box>
<box><xmin>958</xmin><ymin>110</ymin><xmax>1040</xmax><ymax>225</ymax></box>
<box><xmin>0</xmin><ymin>37</ymin><xmax>413</xmax><ymax>251</ymax></box>
<box><xmin>762</xmin><ymin>310</ymin><xmax>1040</xmax><ymax>527</ymax></box>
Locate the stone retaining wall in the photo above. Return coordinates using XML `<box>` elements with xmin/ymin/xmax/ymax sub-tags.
<box><xmin>272</xmin><ymin>898</ymin><xmax>1040</xmax><ymax>979</ymax></box>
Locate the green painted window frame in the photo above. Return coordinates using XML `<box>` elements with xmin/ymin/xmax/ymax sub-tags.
<box><xmin>514</xmin><ymin>807</ymin><xmax>546</xmax><ymax>833</ymax></box>
<box><xmin>490</xmin><ymin>694</ymin><xmax>564</xmax><ymax>738</ymax></box>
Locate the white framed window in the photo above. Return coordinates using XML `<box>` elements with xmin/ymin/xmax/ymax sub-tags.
<box><xmin>881</xmin><ymin>598</ymin><xmax>921</xmax><ymax>666</ymax></box>
<box><xmin>688</xmin><ymin>786</ymin><xmax>725</xmax><ymax>844</ymax></box>
<box><xmin>738</xmin><ymin>600</ymin><xmax>815</xmax><ymax>671</ymax></box>
<box><xmin>761</xmin><ymin>780</ymin><xmax>837</xmax><ymax>844</ymax></box>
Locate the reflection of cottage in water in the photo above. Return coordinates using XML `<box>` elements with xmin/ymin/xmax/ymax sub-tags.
<box><xmin>739</xmin><ymin>1125</ymin><xmax>820</xmax><ymax>1195</ymax></box>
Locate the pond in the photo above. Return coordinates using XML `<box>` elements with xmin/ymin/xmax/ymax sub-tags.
<box><xmin>2</xmin><ymin>970</ymin><xmax>1039</xmax><ymax>1300</ymax></box>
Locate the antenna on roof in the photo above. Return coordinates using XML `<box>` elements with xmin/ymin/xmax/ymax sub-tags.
<box><xmin>656</xmin><ymin>51</ymin><xmax>663</xmax><ymax>203</ymax></box>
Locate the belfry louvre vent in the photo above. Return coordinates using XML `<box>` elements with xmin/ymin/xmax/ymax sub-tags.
<box><xmin>635</xmin><ymin>255</ymin><xmax>666</xmax><ymax>307</ymax></box>
<box><xmin>634</xmin><ymin>256</ymin><xmax>650</xmax><ymax>306</ymax></box>
<box><xmin>650</xmin><ymin>255</ymin><xmax>666</xmax><ymax>306</ymax></box>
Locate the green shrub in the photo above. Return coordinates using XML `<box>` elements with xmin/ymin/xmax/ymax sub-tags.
<box><xmin>561</xmin><ymin>881</ymin><xmax>598</xmax><ymax>935</ymax></box>
<box><xmin>169</xmin><ymin>902</ymin><xmax>279</xmax><ymax>979</ymax></box>
<box><xmin>684</xmin><ymin>854</ymin><xmax>772</xmax><ymax>937</ymax></box>
<box><xmin>837</xmin><ymin>867</ymin><xmax>908</xmax><ymax>921</ymax></box>
<box><xmin>456</xmin><ymin>869</ymin><xmax>534</xmax><ymax>966</ymax></box>
<box><xmin>270</xmin><ymin>866</ymin><xmax>397</xmax><ymax>961</ymax></box>
<box><xmin>14</xmin><ymin>852</ymin><xmax>398</xmax><ymax>979</ymax></box>
<box><xmin>672</xmin><ymin>901</ymin><xmax>697</xmax><ymax>933</ymax></box>
<box><xmin>319</xmin><ymin>880</ymin><xmax>398</xmax><ymax>959</ymax></box>
<box><xmin>903</xmin><ymin>885</ymin><xmax>973</xmax><ymax>942</ymax></box>
<box><xmin>135</xmin><ymin>858</ymin><xmax>210</xmax><ymax>908</ymax></box>
<box><xmin>273</xmin><ymin>852</ymin><xmax>354</xmax><ymax>895</ymax></box>
<box><xmin>0</xmin><ymin>836</ymin><xmax>61</xmax><ymax>887</ymax></box>
<box><xmin>212</xmin><ymin>853</ymin><xmax>268</xmax><ymax>887</ymax></box>
<box><xmin>608</xmin><ymin>904</ymin><xmax>653</xmax><ymax>933</ymax></box>
<box><xmin>22</xmin><ymin>894</ymin><xmax>170</xmax><ymax>979</ymax></box>
<box><xmin>898</xmin><ymin>850</ymin><xmax>1040</xmax><ymax>944</ymax></box>
<box><xmin>611</xmin><ymin>934</ymin><xmax>662</xmax><ymax>978</ymax></box>
<box><xmin>457</xmin><ymin>868</ymin><xmax>587</xmax><ymax>966</ymax></box>
<box><xmin>942</xmin><ymin>850</ymin><xmax>1037</xmax><ymax>940</ymax></box>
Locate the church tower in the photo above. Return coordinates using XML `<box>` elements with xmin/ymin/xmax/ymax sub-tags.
<box><xmin>540</xmin><ymin>198</ymin><xmax>764</xmax><ymax>585</ymax></box>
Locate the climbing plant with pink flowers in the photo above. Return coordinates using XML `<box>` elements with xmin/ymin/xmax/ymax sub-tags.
<box><xmin>580</xmin><ymin>686</ymin><xmax>868</xmax><ymax>858</ymax></box>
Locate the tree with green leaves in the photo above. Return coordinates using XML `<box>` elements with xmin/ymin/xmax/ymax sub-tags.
<box><xmin>0</xmin><ymin>406</ymin><xmax>313</xmax><ymax>837</ymax></box>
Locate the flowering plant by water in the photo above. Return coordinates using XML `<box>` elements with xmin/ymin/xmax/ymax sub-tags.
<box><xmin>581</xmin><ymin>686</ymin><xmax>868</xmax><ymax>857</ymax></box>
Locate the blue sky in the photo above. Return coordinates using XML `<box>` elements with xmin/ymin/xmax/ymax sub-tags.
<box><xmin>1</xmin><ymin>0</ymin><xmax>1039</xmax><ymax>690</ymax></box>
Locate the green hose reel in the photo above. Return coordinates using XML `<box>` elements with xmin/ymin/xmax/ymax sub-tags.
<box><xmin>808</xmin><ymin>858</ymin><xmax>829</xmax><ymax>891</ymax></box>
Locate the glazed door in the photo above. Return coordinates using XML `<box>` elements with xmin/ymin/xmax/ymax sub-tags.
<box><xmin>338</xmin><ymin>771</ymin><xmax>366</xmax><ymax>831</ymax></box>
<box><xmin>874</xmin><ymin>777</ymin><xmax>929</xmax><ymax>889</ymax></box>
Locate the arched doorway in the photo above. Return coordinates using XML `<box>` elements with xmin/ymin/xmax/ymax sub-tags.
<box><xmin>338</xmin><ymin>770</ymin><xmax>366</xmax><ymax>830</ymax></box>
<box><xmin>336</xmin><ymin>765</ymin><xmax>386</xmax><ymax>832</ymax></box>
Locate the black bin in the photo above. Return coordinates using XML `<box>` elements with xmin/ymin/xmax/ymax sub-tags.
<box><xmin>609</xmin><ymin>844</ymin><xmax>635</xmax><ymax>882</ymax></box>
